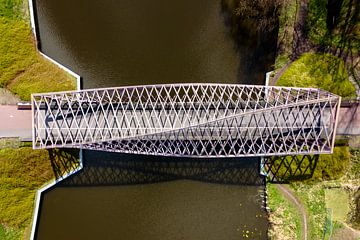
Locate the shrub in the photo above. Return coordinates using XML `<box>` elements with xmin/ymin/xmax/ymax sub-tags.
<box><xmin>277</xmin><ymin>53</ymin><xmax>356</xmax><ymax>98</ymax></box>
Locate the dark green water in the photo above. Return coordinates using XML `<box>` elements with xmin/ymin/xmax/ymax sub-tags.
<box><xmin>34</xmin><ymin>0</ymin><xmax>277</xmax><ymax>87</ymax></box>
<box><xmin>33</xmin><ymin>0</ymin><xmax>277</xmax><ymax>239</ymax></box>
<box><xmin>36</xmin><ymin>152</ymin><xmax>268</xmax><ymax>240</ymax></box>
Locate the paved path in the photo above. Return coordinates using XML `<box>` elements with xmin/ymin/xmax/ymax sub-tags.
<box><xmin>0</xmin><ymin>103</ymin><xmax>358</xmax><ymax>140</ymax></box>
<box><xmin>0</xmin><ymin>105</ymin><xmax>32</xmax><ymax>140</ymax></box>
<box><xmin>337</xmin><ymin>103</ymin><xmax>360</xmax><ymax>135</ymax></box>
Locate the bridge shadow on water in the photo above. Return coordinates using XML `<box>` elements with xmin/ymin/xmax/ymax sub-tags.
<box><xmin>47</xmin><ymin>149</ymin><xmax>318</xmax><ymax>186</ymax></box>
<box><xmin>48</xmin><ymin>149</ymin><xmax>265</xmax><ymax>186</ymax></box>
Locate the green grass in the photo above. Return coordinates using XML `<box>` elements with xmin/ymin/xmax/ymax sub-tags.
<box><xmin>0</xmin><ymin>0</ymin><xmax>75</xmax><ymax>101</ymax></box>
<box><xmin>291</xmin><ymin>183</ymin><xmax>326</xmax><ymax>240</ymax></box>
<box><xmin>0</xmin><ymin>142</ymin><xmax>80</xmax><ymax>240</ymax></box>
<box><xmin>325</xmin><ymin>188</ymin><xmax>350</xmax><ymax>222</ymax></box>
<box><xmin>0</xmin><ymin>0</ymin><xmax>24</xmax><ymax>19</ymax></box>
<box><xmin>274</xmin><ymin>53</ymin><xmax>290</xmax><ymax>70</ymax></box>
<box><xmin>277</xmin><ymin>53</ymin><xmax>356</xmax><ymax>98</ymax></box>
<box><xmin>267</xmin><ymin>184</ymin><xmax>302</xmax><ymax>240</ymax></box>
<box><xmin>313</xmin><ymin>146</ymin><xmax>351</xmax><ymax>181</ymax></box>
<box><xmin>0</xmin><ymin>147</ymin><xmax>54</xmax><ymax>239</ymax></box>
<box><xmin>0</xmin><ymin>224</ymin><xmax>22</xmax><ymax>240</ymax></box>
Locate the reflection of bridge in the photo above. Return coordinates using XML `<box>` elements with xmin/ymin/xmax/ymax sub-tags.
<box><xmin>32</xmin><ymin>84</ymin><xmax>341</xmax><ymax>157</ymax></box>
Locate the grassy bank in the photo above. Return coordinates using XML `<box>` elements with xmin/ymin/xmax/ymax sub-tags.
<box><xmin>1</xmin><ymin>2</ymin><xmax>77</xmax><ymax>236</ymax></box>
<box><xmin>277</xmin><ymin>53</ymin><xmax>356</xmax><ymax>98</ymax></box>
<box><xmin>0</xmin><ymin>0</ymin><xmax>75</xmax><ymax>101</ymax></box>
<box><xmin>267</xmin><ymin>184</ymin><xmax>301</xmax><ymax>240</ymax></box>
<box><xmin>0</xmin><ymin>144</ymin><xmax>80</xmax><ymax>240</ymax></box>
<box><xmin>267</xmin><ymin>143</ymin><xmax>360</xmax><ymax>239</ymax></box>
<box><xmin>0</xmin><ymin>147</ymin><xmax>54</xmax><ymax>239</ymax></box>
<box><xmin>290</xmin><ymin>183</ymin><xmax>326</xmax><ymax>239</ymax></box>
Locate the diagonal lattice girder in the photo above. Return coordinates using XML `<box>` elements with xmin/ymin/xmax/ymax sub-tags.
<box><xmin>31</xmin><ymin>84</ymin><xmax>341</xmax><ymax>158</ymax></box>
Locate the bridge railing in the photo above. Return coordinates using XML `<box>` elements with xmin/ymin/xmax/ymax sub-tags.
<box><xmin>32</xmin><ymin>84</ymin><xmax>341</xmax><ymax>157</ymax></box>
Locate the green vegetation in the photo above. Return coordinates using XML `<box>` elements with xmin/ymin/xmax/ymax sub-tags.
<box><xmin>347</xmin><ymin>148</ymin><xmax>360</xmax><ymax>180</ymax></box>
<box><xmin>0</xmin><ymin>0</ymin><xmax>24</xmax><ymax>19</ymax></box>
<box><xmin>0</xmin><ymin>0</ymin><xmax>75</xmax><ymax>101</ymax></box>
<box><xmin>267</xmin><ymin>184</ymin><xmax>301</xmax><ymax>240</ymax></box>
<box><xmin>268</xmin><ymin>146</ymin><xmax>351</xmax><ymax>182</ymax></box>
<box><xmin>277</xmin><ymin>53</ymin><xmax>356</xmax><ymax>98</ymax></box>
<box><xmin>291</xmin><ymin>183</ymin><xmax>326</xmax><ymax>239</ymax></box>
<box><xmin>267</xmin><ymin>144</ymin><xmax>358</xmax><ymax>238</ymax></box>
<box><xmin>0</xmin><ymin>137</ymin><xmax>80</xmax><ymax>240</ymax></box>
<box><xmin>0</xmin><ymin>147</ymin><xmax>54</xmax><ymax>239</ymax></box>
<box><xmin>307</xmin><ymin>0</ymin><xmax>359</xmax><ymax>53</ymax></box>
<box><xmin>347</xmin><ymin>148</ymin><xmax>360</xmax><ymax>230</ymax></box>
<box><xmin>325</xmin><ymin>188</ymin><xmax>350</xmax><ymax>222</ymax></box>
<box><xmin>0</xmin><ymin>224</ymin><xmax>22</xmax><ymax>240</ymax></box>
<box><xmin>312</xmin><ymin>146</ymin><xmax>351</xmax><ymax>181</ymax></box>
<box><xmin>275</xmin><ymin>0</ymin><xmax>298</xmax><ymax>69</ymax></box>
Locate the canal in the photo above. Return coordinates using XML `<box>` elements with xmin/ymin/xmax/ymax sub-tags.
<box><xmin>32</xmin><ymin>0</ymin><xmax>278</xmax><ymax>239</ymax></box>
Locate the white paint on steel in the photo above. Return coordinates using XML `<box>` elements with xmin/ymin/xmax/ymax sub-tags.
<box><xmin>31</xmin><ymin>84</ymin><xmax>341</xmax><ymax>157</ymax></box>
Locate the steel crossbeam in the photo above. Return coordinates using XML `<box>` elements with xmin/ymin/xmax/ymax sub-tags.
<box><xmin>32</xmin><ymin>83</ymin><xmax>341</xmax><ymax>157</ymax></box>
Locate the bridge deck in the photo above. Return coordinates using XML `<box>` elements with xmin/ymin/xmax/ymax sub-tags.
<box><xmin>32</xmin><ymin>84</ymin><xmax>340</xmax><ymax>157</ymax></box>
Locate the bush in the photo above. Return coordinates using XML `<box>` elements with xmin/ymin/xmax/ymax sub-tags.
<box><xmin>314</xmin><ymin>146</ymin><xmax>351</xmax><ymax>180</ymax></box>
<box><xmin>277</xmin><ymin>53</ymin><xmax>356</xmax><ymax>98</ymax></box>
<box><xmin>268</xmin><ymin>146</ymin><xmax>351</xmax><ymax>182</ymax></box>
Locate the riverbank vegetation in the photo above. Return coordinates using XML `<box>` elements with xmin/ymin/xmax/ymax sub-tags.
<box><xmin>0</xmin><ymin>146</ymin><xmax>53</xmax><ymax>239</ymax></box>
<box><xmin>274</xmin><ymin>0</ymin><xmax>359</xmax><ymax>90</ymax></box>
<box><xmin>267</xmin><ymin>141</ymin><xmax>360</xmax><ymax>239</ymax></box>
<box><xmin>0</xmin><ymin>140</ymin><xmax>80</xmax><ymax>240</ymax></box>
<box><xmin>269</xmin><ymin>1</ymin><xmax>359</xmax><ymax>237</ymax></box>
<box><xmin>307</xmin><ymin>0</ymin><xmax>359</xmax><ymax>54</ymax></box>
<box><xmin>0</xmin><ymin>2</ymin><xmax>77</xmax><ymax>238</ymax></box>
<box><xmin>277</xmin><ymin>53</ymin><xmax>356</xmax><ymax>97</ymax></box>
<box><xmin>267</xmin><ymin>184</ymin><xmax>302</xmax><ymax>240</ymax></box>
<box><xmin>0</xmin><ymin>0</ymin><xmax>75</xmax><ymax>101</ymax></box>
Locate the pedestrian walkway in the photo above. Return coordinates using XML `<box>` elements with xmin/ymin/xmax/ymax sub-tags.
<box><xmin>337</xmin><ymin>103</ymin><xmax>360</xmax><ymax>135</ymax></box>
<box><xmin>0</xmin><ymin>102</ymin><xmax>358</xmax><ymax>142</ymax></box>
<box><xmin>0</xmin><ymin>105</ymin><xmax>32</xmax><ymax>140</ymax></box>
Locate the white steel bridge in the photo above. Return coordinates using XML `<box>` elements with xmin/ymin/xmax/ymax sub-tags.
<box><xmin>32</xmin><ymin>84</ymin><xmax>341</xmax><ymax>158</ymax></box>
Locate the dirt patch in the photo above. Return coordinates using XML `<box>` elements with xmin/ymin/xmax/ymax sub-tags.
<box><xmin>0</xmin><ymin>88</ymin><xmax>20</xmax><ymax>105</ymax></box>
<box><xmin>332</xmin><ymin>223</ymin><xmax>360</xmax><ymax>240</ymax></box>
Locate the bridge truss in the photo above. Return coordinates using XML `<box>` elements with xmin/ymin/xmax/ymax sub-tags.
<box><xmin>32</xmin><ymin>84</ymin><xmax>341</xmax><ymax>157</ymax></box>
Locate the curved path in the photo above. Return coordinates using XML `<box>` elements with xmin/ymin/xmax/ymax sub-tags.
<box><xmin>276</xmin><ymin>184</ymin><xmax>308</xmax><ymax>240</ymax></box>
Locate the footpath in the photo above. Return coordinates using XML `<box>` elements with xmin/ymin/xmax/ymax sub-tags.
<box><xmin>0</xmin><ymin>105</ymin><xmax>32</xmax><ymax>140</ymax></box>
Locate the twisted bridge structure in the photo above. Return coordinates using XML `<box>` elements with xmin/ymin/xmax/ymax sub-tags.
<box><xmin>32</xmin><ymin>84</ymin><xmax>341</xmax><ymax>158</ymax></box>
